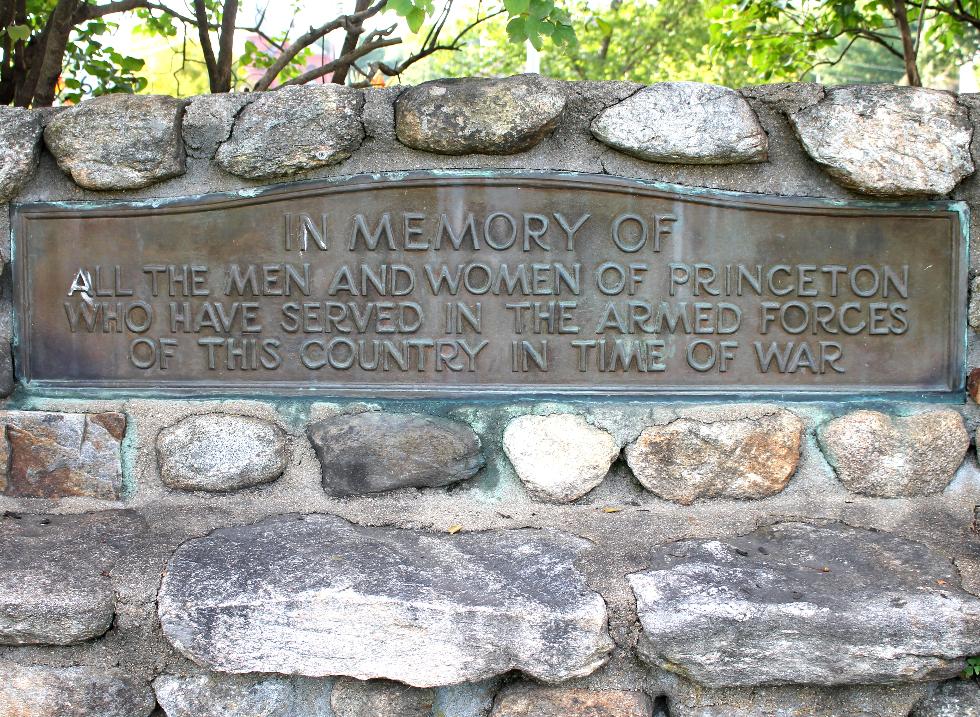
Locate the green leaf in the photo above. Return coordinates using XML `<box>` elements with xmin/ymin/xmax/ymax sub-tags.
<box><xmin>504</xmin><ymin>0</ymin><xmax>530</xmax><ymax>14</ymax></box>
<box><xmin>594</xmin><ymin>17</ymin><xmax>612</xmax><ymax>34</ymax></box>
<box><xmin>406</xmin><ymin>6</ymin><xmax>426</xmax><ymax>32</ymax></box>
<box><xmin>506</xmin><ymin>15</ymin><xmax>527</xmax><ymax>42</ymax></box>
<box><xmin>6</xmin><ymin>24</ymin><xmax>30</xmax><ymax>42</ymax></box>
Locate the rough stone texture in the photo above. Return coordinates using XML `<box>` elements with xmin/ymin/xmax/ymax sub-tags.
<box><xmin>592</xmin><ymin>82</ymin><xmax>768</xmax><ymax>164</ymax></box>
<box><xmin>502</xmin><ymin>414</ymin><xmax>619</xmax><ymax>503</ymax></box>
<box><xmin>158</xmin><ymin>513</ymin><xmax>612</xmax><ymax>687</ymax></box>
<box><xmin>624</xmin><ymin>407</ymin><xmax>804</xmax><ymax>504</ymax></box>
<box><xmin>490</xmin><ymin>684</ymin><xmax>652</xmax><ymax>717</ymax></box>
<box><xmin>0</xmin><ymin>106</ymin><xmax>42</xmax><ymax>199</ymax></box>
<box><xmin>156</xmin><ymin>413</ymin><xmax>287</xmax><ymax>492</ymax></box>
<box><xmin>652</xmin><ymin>670</ymin><xmax>930</xmax><ymax>717</ymax></box>
<box><xmin>215</xmin><ymin>85</ymin><xmax>363</xmax><ymax>179</ymax></box>
<box><xmin>971</xmin><ymin>276</ymin><xmax>980</xmax><ymax>331</ymax></box>
<box><xmin>395</xmin><ymin>74</ymin><xmax>566</xmax><ymax>155</ymax></box>
<box><xmin>330</xmin><ymin>678</ymin><xmax>435</xmax><ymax>717</ymax></box>
<box><xmin>0</xmin><ymin>410</ymin><xmax>125</xmax><ymax>499</ymax></box>
<box><xmin>0</xmin><ymin>662</ymin><xmax>155</xmax><ymax>717</ymax></box>
<box><xmin>739</xmin><ymin>82</ymin><xmax>826</xmax><ymax>114</ymax></box>
<box><xmin>0</xmin><ymin>510</ymin><xmax>144</xmax><ymax>645</ymax></box>
<box><xmin>434</xmin><ymin>679</ymin><xmax>502</xmax><ymax>717</ymax></box>
<box><xmin>911</xmin><ymin>679</ymin><xmax>980</xmax><ymax>716</ymax></box>
<box><xmin>182</xmin><ymin>93</ymin><xmax>251</xmax><ymax>159</ymax></box>
<box><xmin>789</xmin><ymin>85</ymin><xmax>974</xmax><ymax>196</ymax></box>
<box><xmin>818</xmin><ymin>409</ymin><xmax>969</xmax><ymax>497</ymax></box>
<box><xmin>0</xmin><ymin>338</ymin><xmax>13</xmax><ymax>399</ymax></box>
<box><xmin>153</xmin><ymin>673</ymin><xmax>333</xmax><ymax>717</ymax></box>
<box><xmin>629</xmin><ymin>522</ymin><xmax>980</xmax><ymax>687</ymax></box>
<box><xmin>308</xmin><ymin>411</ymin><xmax>484</xmax><ymax>496</ymax></box>
<box><xmin>43</xmin><ymin>94</ymin><xmax>186</xmax><ymax>190</ymax></box>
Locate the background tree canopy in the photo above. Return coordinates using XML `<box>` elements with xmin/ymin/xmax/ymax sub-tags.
<box><xmin>1</xmin><ymin>0</ymin><xmax>978</xmax><ymax>107</ymax></box>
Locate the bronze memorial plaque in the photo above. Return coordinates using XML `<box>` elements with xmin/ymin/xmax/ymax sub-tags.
<box><xmin>12</xmin><ymin>171</ymin><xmax>967</xmax><ymax>396</ymax></box>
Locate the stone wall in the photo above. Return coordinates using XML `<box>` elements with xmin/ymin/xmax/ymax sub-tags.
<box><xmin>0</xmin><ymin>77</ymin><xmax>978</xmax><ymax>717</ymax></box>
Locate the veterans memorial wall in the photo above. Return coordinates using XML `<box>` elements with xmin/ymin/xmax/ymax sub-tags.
<box><xmin>0</xmin><ymin>76</ymin><xmax>978</xmax><ymax>716</ymax></box>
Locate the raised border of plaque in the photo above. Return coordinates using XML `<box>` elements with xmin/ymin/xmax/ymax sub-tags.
<box><xmin>11</xmin><ymin>170</ymin><xmax>969</xmax><ymax>398</ymax></box>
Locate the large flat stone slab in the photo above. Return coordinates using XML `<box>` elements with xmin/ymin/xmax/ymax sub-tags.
<box><xmin>789</xmin><ymin>85</ymin><xmax>973</xmax><ymax>196</ymax></box>
<box><xmin>629</xmin><ymin>522</ymin><xmax>980</xmax><ymax>687</ymax></box>
<box><xmin>158</xmin><ymin>514</ymin><xmax>612</xmax><ymax>686</ymax></box>
<box><xmin>0</xmin><ymin>410</ymin><xmax>125</xmax><ymax>499</ymax></box>
<box><xmin>0</xmin><ymin>510</ymin><xmax>144</xmax><ymax>645</ymax></box>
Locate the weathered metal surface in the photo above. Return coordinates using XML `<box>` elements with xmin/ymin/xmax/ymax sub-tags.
<box><xmin>12</xmin><ymin>171</ymin><xmax>967</xmax><ymax>396</ymax></box>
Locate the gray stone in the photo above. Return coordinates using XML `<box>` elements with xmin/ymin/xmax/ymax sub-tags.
<box><xmin>0</xmin><ymin>410</ymin><xmax>125</xmax><ymax>500</ymax></box>
<box><xmin>0</xmin><ymin>107</ymin><xmax>42</xmax><ymax>200</ymax></box>
<box><xmin>503</xmin><ymin>413</ymin><xmax>619</xmax><ymax>503</ymax></box>
<box><xmin>434</xmin><ymin>678</ymin><xmax>502</xmax><ymax>717</ymax></box>
<box><xmin>739</xmin><ymin>82</ymin><xmax>825</xmax><ymax>114</ymax></box>
<box><xmin>158</xmin><ymin>513</ymin><xmax>612</xmax><ymax>687</ymax></box>
<box><xmin>182</xmin><ymin>93</ymin><xmax>251</xmax><ymax>159</ymax></box>
<box><xmin>624</xmin><ymin>406</ymin><xmax>803</xmax><ymax>505</ymax></box>
<box><xmin>652</xmin><ymin>670</ymin><xmax>929</xmax><ymax>717</ymax></box>
<box><xmin>970</xmin><ymin>276</ymin><xmax>980</xmax><ymax>330</ymax></box>
<box><xmin>153</xmin><ymin>673</ymin><xmax>333</xmax><ymax>717</ymax></box>
<box><xmin>629</xmin><ymin>522</ymin><xmax>980</xmax><ymax>687</ymax></box>
<box><xmin>308</xmin><ymin>411</ymin><xmax>484</xmax><ymax>496</ymax></box>
<box><xmin>0</xmin><ymin>510</ymin><xmax>144</xmax><ymax>645</ymax></box>
<box><xmin>43</xmin><ymin>94</ymin><xmax>186</xmax><ymax>190</ymax></box>
<box><xmin>330</xmin><ymin>678</ymin><xmax>434</xmax><ymax>717</ymax></box>
<box><xmin>215</xmin><ymin>85</ymin><xmax>363</xmax><ymax>179</ymax></box>
<box><xmin>395</xmin><ymin>74</ymin><xmax>566</xmax><ymax>155</ymax></box>
<box><xmin>789</xmin><ymin>85</ymin><xmax>974</xmax><ymax>196</ymax></box>
<box><xmin>0</xmin><ymin>662</ymin><xmax>155</xmax><ymax>717</ymax></box>
<box><xmin>490</xmin><ymin>684</ymin><xmax>652</xmax><ymax>717</ymax></box>
<box><xmin>818</xmin><ymin>409</ymin><xmax>969</xmax><ymax>497</ymax></box>
<box><xmin>156</xmin><ymin>413</ymin><xmax>287</xmax><ymax>492</ymax></box>
<box><xmin>0</xmin><ymin>338</ymin><xmax>13</xmax><ymax>398</ymax></box>
<box><xmin>591</xmin><ymin>82</ymin><xmax>768</xmax><ymax>164</ymax></box>
<box><xmin>912</xmin><ymin>679</ymin><xmax>980</xmax><ymax>716</ymax></box>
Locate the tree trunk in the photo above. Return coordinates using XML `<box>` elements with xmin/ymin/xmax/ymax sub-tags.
<box><xmin>892</xmin><ymin>0</ymin><xmax>922</xmax><ymax>86</ymax></box>
<box><xmin>331</xmin><ymin>0</ymin><xmax>371</xmax><ymax>85</ymax></box>
<box><xmin>213</xmin><ymin>0</ymin><xmax>238</xmax><ymax>92</ymax></box>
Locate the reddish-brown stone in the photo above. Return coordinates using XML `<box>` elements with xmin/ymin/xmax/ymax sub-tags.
<box><xmin>491</xmin><ymin>685</ymin><xmax>652</xmax><ymax>717</ymax></box>
<box><xmin>0</xmin><ymin>411</ymin><xmax>125</xmax><ymax>499</ymax></box>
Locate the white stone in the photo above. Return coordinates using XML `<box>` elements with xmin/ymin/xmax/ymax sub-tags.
<box><xmin>503</xmin><ymin>414</ymin><xmax>618</xmax><ymax>503</ymax></box>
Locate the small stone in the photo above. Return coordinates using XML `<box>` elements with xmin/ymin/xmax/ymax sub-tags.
<box><xmin>654</xmin><ymin>670</ymin><xmax>929</xmax><ymax>717</ymax></box>
<box><xmin>0</xmin><ymin>510</ymin><xmax>144</xmax><ymax>645</ymax></box>
<box><xmin>307</xmin><ymin>411</ymin><xmax>484</xmax><ymax>496</ymax></box>
<box><xmin>215</xmin><ymin>85</ymin><xmax>363</xmax><ymax>179</ymax></box>
<box><xmin>434</xmin><ymin>678</ymin><xmax>502</xmax><ymax>717</ymax></box>
<box><xmin>624</xmin><ymin>406</ymin><xmax>803</xmax><ymax>504</ymax></box>
<box><xmin>0</xmin><ymin>410</ymin><xmax>125</xmax><ymax>499</ymax></box>
<box><xmin>0</xmin><ymin>662</ymin><xmax>155</xmax><ymax>717</ymax></box>
<box><xmin>156</xmin><ymin>414</ymin><xmax>287</xmax><ymax>492</ymax></box>
<box><xmin>0</xmin><ymin>338</ymin><xmax>14</xmax><ymax>398</ymax></box>
<box><xmin>789</xmin><ymin>85</ymin><xmax>974</xmax><ymax>196</ymax></box>
<box><xmin>182</xmin><ymin>93</ymin><xmax>251</xmax><ymax>159</ymax></box>
<box><xmin>490</xmin><ymin>684</ymin><xmax>652</xmax><ymax>717</ymax></box>
<box><xmin>818</xmin><ymin>409</ymin><xmax>968</xmax><ymax>497</ymax></box>
<box><xmin>44</xmin><ymin>94</ymin><xmax>186</xmax><ymax>190</ymax></box>
<box><xmin>158</xmin><ymin>514</ymin><xmax>612</xmax><ymax>686</ymax></box>
<box><xmin>911</xmin><ymin>679</ymin><xmax>980</xmax><ymax>717</ymax></box>
<box><xmin>330</xmin><ymin>678</ymin><xmax>434</xmax><ymax>717</ymax></box>
<box><xmin>154</xmin><ymin>673</ymin><xmax>333</xmax><ymax>717</ymax></box>
<box><xmin>0</xmin><ymin>107</ymin><xmax>42</xmax><ymax>199</ymax></box>
<box><xmin>395</xmin><ymin>74</ymin><xmax>566</xmax><ymax>155</ymax></box>
<box><xmin>970</xmin><ymin>276</ymin><xmax>980</xmax><ymax>330</ymax></box>
<box><xmin>503</xmin><ymin>414</ymin><xmax>619</xmax><ymax>503</ymax></box>
<box><xmin>629</xmin><ymin>522</ymin><xmax>980</xmax><ymax>687</ymax></box>
<box><xmin>591</xmin><ymin>82</ymin><xmax>768</xmax><ymax>164</ymax></box>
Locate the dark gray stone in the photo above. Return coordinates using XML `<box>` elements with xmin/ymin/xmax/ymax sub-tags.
<box><xmin>911</xmin><ymin>679</ymin><xmax>980</xmax><ymax>717</ymax></box>
<box><xmin>43</xmin><ymin>94</ymin><xmax>186</xmax><ymax>190</ymax></box>
<box><xmin>629</xmin><ymin>522</ymin><xmax>980</xmax><ymax>687</ymax></box>
<box><xmin>591</xmin><ymin>82</ymin><xmax>768</xmax><ymax>164</ymax></box>
<box><xmin>0</xmin><ymin>107</ymin><xmax>42</xmax><ymax>200</ymax></box>
<box><xmin>0</xmin><ymin>338</ymin><xmax>13</xmax><ymax>398</ymax></box>
<box><xmin>0</xmin><ymin>510</ymin><xmax>144</xmax><ymax>645</ymax></box>
<box><xmin>156</xmin><ymin>413</ymin><xmax>288</xmax><ymax>492</ymax></box>
<box><xmin>215</xmin><ymin>85</ymin><xmax>363</xmax><ymax>179</ymax></box>
<box><xmin>158</xmin><ymin>513</ymin><xmax>612</xmax><ymax>686</ymax></box>
<box><xmin>395</xmin><ymin>74</ymin><xmax>566</xmax><ymax>155</ymax></box>
<box><xmin>153</xmin><ymin>673</ymin><xmax>333</xmax><ymax>717</ymax></box>
<box><xmin>789</xmin><ymin>85</ymin><xmax>974</xmax><ymax>196</ymax></box>
<box><xmin>182</xmin><ymin>93</ymin><xmax>251</xmax><ymax>159</ymax></box>
<box><xmin>330</xmin><ymin>678</ymin><xmax>434</xmax><ymax>717</ymax></box>
<box><xmin>308</xmin><ymin>411</ymin><xmax>484</xmax><ymax>496</ymax></box>
<box><xmin>0</xmin><ymin>662</ymin><xmax>155</xmax><ymax>717</ymax></box>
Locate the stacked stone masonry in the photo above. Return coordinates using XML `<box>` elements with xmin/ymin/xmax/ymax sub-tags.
<box><xmin>0</xmin><ymin>76</ymin><xmax>978</xmax><ymax>717</ymax></box>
